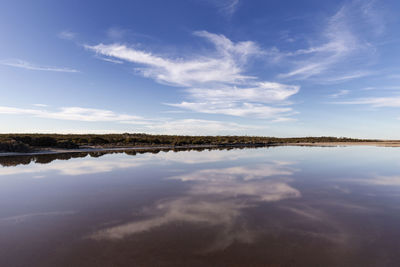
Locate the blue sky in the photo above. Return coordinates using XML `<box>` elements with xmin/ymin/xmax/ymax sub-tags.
<box><xmin>1</xmin><ymin>0</ymin><xmax>400</xmax><ymax>138</ymax></box>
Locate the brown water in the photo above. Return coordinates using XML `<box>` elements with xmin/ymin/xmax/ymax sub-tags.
<box><xmin>1</xmin><ymin>146</ymin><xmax>400</xmax><ymax>266</ymax></box>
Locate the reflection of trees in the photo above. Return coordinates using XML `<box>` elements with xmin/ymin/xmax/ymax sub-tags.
<box><xmin>88</xmin><ymin>152</ymin><xmax>108</xmax><ymax>158</ymax></box>
<box><xmin>0</xmin><ymin>146</ymin><xmax>264</xmax><ymax>167</ymax></box>
<box><xmin>34</xmin><ymin>153</ymin><xmax>89</xmax><ymax>164</ymax></box>
<box><xmin>0</xmin><ymin>156</ymin><xmax>32</xmax><ymax>167</ymax></box>
<box><xmin>0</xmin><ymin>152</ymin><xmax>91</xmax><ymax>167</ymax></box>
<box><xmin>123</xmin><ymin>150</ymin><xmax>136</xmax><ymax>156</ymax></box>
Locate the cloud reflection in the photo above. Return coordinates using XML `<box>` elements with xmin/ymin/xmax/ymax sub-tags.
<box><xmin>170</xmin><ymin>161</ymin><xmax>295</xmax><ymax>181</ymax></box>
<box><xmin>155</xmin><ymin>148</ymin><xmax>270</xmax><ymax>164</ymax></box>
<box><xmin>92</xmin><ymin>160</ymin><xmax>301</xmax><ymax>250</ymax></box>
<box><xmin>0</xmin><ymin>211</ymin><xmax>75</xmax><ymax>224</ymax></box>
<box><xmin>0</xmin><ymin>156</ymin><xmax>146</xmax><ymax>177</ymax></box>
<box><xmin>0</xmin><ymin>149</ymin><xmax>271</xmax><ymax>177</ymax></box>
<box><xmin>358</xmin><ymin>175</ymin><xmax>400</xmax><ymax>186</ymax></box>
<box><xmin>93</xmin><ymin>197</ymin><xmax>247</xmax><ymax>239</ymax></box>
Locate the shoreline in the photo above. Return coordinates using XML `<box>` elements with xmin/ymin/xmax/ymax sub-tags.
<box><xmin>1</xmin><ymin>141</ymin><xmax>400</xmax><ymax>157</ymax></box>
<box><xmin>0</xmin><ymin>144</ymin><xmax>259</xmax><ymax>157</ymax></box>
<box><xmin>283</xmin><ymin>141</ymin><xmax>400</xmax><ymax>147</ymax></box>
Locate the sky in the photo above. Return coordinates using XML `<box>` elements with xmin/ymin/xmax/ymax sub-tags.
<box><xmin>1</xmin><ymin>0</ymin><xmax>400</xmax><ymax>138</ymax></box>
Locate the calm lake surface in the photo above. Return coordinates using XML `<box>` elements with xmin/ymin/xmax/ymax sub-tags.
<box><xmin>1</xmin><ymin>146</ymin><xmax>400</xmax><ymax>267</ymax></box>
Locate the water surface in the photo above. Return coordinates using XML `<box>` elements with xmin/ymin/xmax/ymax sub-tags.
<box><xmin>1</xmin><ymin>146</ymin><xmax>400</xmax><ymax>266</ymax></box>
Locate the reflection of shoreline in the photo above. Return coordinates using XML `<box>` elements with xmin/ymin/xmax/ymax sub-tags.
<box><xmin>2</xmin><ymin>141</ymin><xmax>399</xmax><ymax>158</ymax></box>
<box><xmin>0</xmin><ymin>143</ymin><xmax>273</xmax><ymax>157</ymax></box>
<box><xmin>0</xmin><ymin>146</ymin><xmax>266</xmax><ymax>167</ymax></box>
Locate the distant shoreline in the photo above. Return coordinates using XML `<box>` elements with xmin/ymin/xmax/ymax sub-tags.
<box><xmin>1</xmin><ymin>133</ymin><xmax>399</xmax><ymax>156</ymax></box>
<box><xmin>1</xmin><ymin>141</ymin><xmax>400</xmax><ymax>157</ymax></box>
<box><xmin>283</xmin><ymin>141</ymin><xmax>400</xmax><ymax>147</ymax></box>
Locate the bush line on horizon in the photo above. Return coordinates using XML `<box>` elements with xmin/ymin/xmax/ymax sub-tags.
<box><xmin>0</xmin><ymin>133</ymin><xmax>378</xmax><ymax>153</ymax></box>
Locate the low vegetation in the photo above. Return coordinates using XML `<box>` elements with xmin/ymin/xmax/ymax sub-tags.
<box><xmin>0</xmin><ymin>133</ymin><xmax>379</xmax><ymax>153</ymax></box>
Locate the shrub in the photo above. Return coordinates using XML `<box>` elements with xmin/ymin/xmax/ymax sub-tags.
<box><xmin>0</xmin><ymin>141</ymin><xmax>31</xmax><ymax>152</ymax></box>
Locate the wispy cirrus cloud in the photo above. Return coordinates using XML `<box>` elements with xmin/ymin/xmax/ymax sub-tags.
<box><xmin>94</xmin><ymin>55</ymin><xmax>124</xmax><ymax>64</ymax></box>
<box><xmin>0</xmin><ymin>59</ymin><xmax>79</xmax><ymax>73</ymax></box>
<box><xmin>200</xmin><ymin>0</ymin><xmax>240</xmax><ymax>17</ymax></box>
<box><xmin>279</xmin><ymin>8</ymin><xmax>359</xmax><ymax>80</ymax></box>
<box><xmin>58</xmin><ymin>30</ymin><xmax>77</xmax><ymax>40</ymax></box>
<box><xmin>328</xmin><ymin>89</ymin><xmax>350</xmax><ymax>98</ymax></box>
<box><xmin>33</xmin><ymin>104</ymin><xmax>48</xmax><ymax>107</ymax></box>
<box><xmin>85</xmin><ymin>30</ymin><xmax>299</xmax><ymax>121</ymax></box>
<box><xmin>321</xmin><ymin>71</ymin><xmax>376</xmax><ymax>83</ymax></box>
<box><xmin>278</xmin><ymin>1</ymin><xmax>382</xmax><ymax>82</ymax></box>
<box><xmin>336</xmin><ymin>96</ymin><xmax>400</xmax><ymax>108</ymax></box>
<box><xmin>217</xmin><ymin>0</ymin><xmax>239</xmax><ymax>16</ymax></box>
<box><xmin>331</xmin><ymin>93</ymin><xmax>400</xmax><ymax>121</ymax></box>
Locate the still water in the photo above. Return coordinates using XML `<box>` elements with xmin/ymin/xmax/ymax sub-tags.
<box><xmin>1</xmin><ymin>146</ymin><xmax>400</xmax><ymax>266</ymax></box>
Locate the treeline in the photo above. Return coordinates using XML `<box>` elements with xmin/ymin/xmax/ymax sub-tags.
<box><xmin>0</xmin><ymin>133</ymin><xmax>378</xmax><ymax>153</ymax></box>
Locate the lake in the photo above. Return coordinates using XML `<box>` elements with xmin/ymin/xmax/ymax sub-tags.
<box><xmin>1</xmin><ymin>146</ymin><xmax>400</xmax><ymax>266</ymax></box>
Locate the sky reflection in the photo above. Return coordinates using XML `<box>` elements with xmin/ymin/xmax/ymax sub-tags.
<box><xmin>2</xmin><ymin>147</ymin><xmax>400</xmax><ymax>266</ymax></box>
<box><xmin>91</xmin><ymin>160</ymin><xmax>301</xmax><ymax>250</ymax></box>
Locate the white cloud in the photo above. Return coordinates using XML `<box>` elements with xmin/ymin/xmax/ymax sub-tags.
<box><xmin>94</xmin><ymin>55</ymin><xmax>123</xmax><ymax>64</ymax></box>
<box><xmin>58</xmin><ymin>30</ymin><xmax>76</xmax><ymax>40</ymax></box>
<box><xmin>336</xmin><ymin>97</ymin><xmax>400</xmax><ymax>108</ymax></box>
<box><xmin>321</xmin><ymin>71</ymin><xmax>375</xmax><ymax>83</ymax></box>
<box><xmin>220</xmin><ymin>0</ymin><xmax>239</xmax><ymax>16</ymax></box>
<box><xmin>278</xmin><ymin>1</ymin><xmax>380</xmax><ymax>82</ymax></box>
<box><xmin>0</xmin><ymin>105</ymin><xmax>267</xmax><ymax>135</ymax></box>
<box><xmin>85</xmin><ymin>31</ymin><xmax>261</xmax><ymax>87</ymax></box>
<box><xmin>85</xmin><ymin>31</ymin><xmax>299</xmax><ymax>120</ymax></box>
<box><xmin>168</xmin><ymin>102</ymin><xmax>294</xmax><ymax>119</ymax></box>
<box><xmin>168</xmin><ymin>81</ymin><xmax>299</xmax><ymax>119</ymax></box>
<box><xmin>0</xmin><ymin>59</ymin><xmax>79</xmax><ymax>73</ymax></box>
<box><xmin>140</xmin><ymin>118</ymin><xmax>264</xmax><ymax>135</ymax></box>
<box><xmin>0</xmin><ymin>106</ymin><xmax>148</xmax><ymax>124</ymax></box>
<box><xmin>201</xmin><ymin>0</ymin><xmax>240</xmax><ymax>17</ymax></box>
<box><xmin>183</xmin><ymin>82</ymin><xmax>299</xmax><ymax>104</ymax></box>
<box><xmin>271</xmin><ymin>117</ymin><xmax>297</xmax><ymax>123</ymax></box>
<box><xmin>279</xmin><ymin>7</ymin><xmax>359</xmax><ymax>80</ymax></box>
<box><xmin>328</xmin><ymin>89</ymin><xmax>349</xmax><ymax>98</ymax></box>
